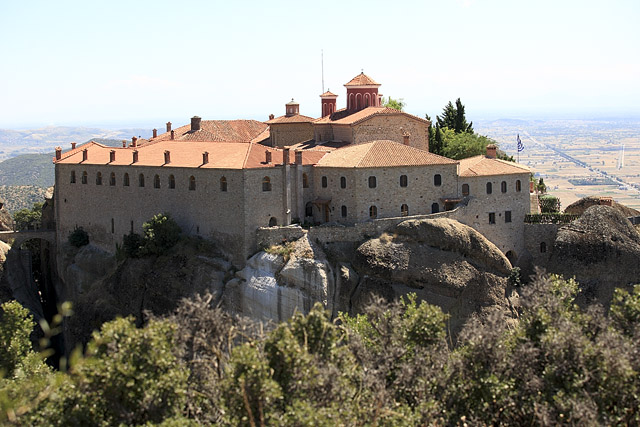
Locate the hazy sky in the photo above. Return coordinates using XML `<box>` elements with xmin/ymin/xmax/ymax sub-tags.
<box><xmin>1</xmin><ymin>0</ymin><xmax>638</xmax><ymax>129</ymax></box>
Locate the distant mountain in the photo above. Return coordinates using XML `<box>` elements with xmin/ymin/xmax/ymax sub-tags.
<box><xmin>0</xmin><ymin>153</ymin><xmax>54</xmax><ymax>187</ymax></box>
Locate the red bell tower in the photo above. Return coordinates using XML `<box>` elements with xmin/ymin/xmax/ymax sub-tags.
<box><xmin>319</xmin><ymin>90</ymin><xmax>338</xmax><ymax>117</ymax></box>
<box><xmin>344</xmin><ymin>72</ymin><xmax>381</xmax><ymax>112</ymax></box>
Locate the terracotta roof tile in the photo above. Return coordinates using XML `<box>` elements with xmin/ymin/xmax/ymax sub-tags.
<box><xmin>313</xmin><ymin>106</ymin><xmax>428</xmax><ymax>126</ymax></box>
<box><xmin>265</xmin><ymin>114</ymin><xmax>316</xmax><ymax>124</ymax></box>
<box><xmin>344</xmin><ymin>72</ymin><xmax>380</xmax><ymax>87</ymax></box>
<box><xmin>458</xmin><ymin>156</ymin><xmax>530</xmax><ymax>177</ymax></box>
<box><xmin>316</xmin><ymin>140</ymin><xmax>457</xmax><ymax>168</ymax></box>
<box><xmin>320</xmin><ymin>90</ymin><xmax>338</xmax><ymax>97</ymax></box>
<box><xmin>147</xmin><ymin>120</ymin><xmax>268</xmax><ymax>144</ymax></box>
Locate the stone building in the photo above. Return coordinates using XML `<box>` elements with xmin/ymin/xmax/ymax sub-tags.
<box><xmin>53</xmin><ymin>72</ymin><xmax>530</xmax><ymax>266</ymax></box>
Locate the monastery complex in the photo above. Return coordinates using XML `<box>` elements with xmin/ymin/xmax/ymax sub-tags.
<box><xmin>53</xmin><ymin>72</ymin><xmax>532</xmax><ymax>266</ymax></box>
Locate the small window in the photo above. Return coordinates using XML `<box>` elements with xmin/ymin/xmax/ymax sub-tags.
<box><xmin>123</xmin><ymin>173</ymin><xmax>130</xmax><ymax>187</ymax></box>
<box><xmin>96</xmin><ymin>172</ymin><xmax>102</xmax><ymax>185</ymax></box>
<box><xmin>434</xmin><ymin>174</ymin><xmax>442</xmax><ymax>186</ymax></box>
<box><xmin>322</xmin><ymin>176</ymin><xmax>328</xmax><ymax>188</ymax></box>
<box><xmin>340</xmin><ymin>176</ymin><xmax>346</xmax><ymax>189</ymax></box>
<box><xmin>540</xmin><ymin>242</ymin><xmax>547</xmax><ymax>253</ymax></box>
<box><xmin>139</xmin><ymin>174</ymin><xmax>145</xmax><ymax>187</ymax></box>
<box><xmin>154</xmin><ymin>174</ymin><xmax>160</xmax><ymax>189</ymax></box>
<box><xmin>305</xmin><ymin>202</ymin><xmax>313</xmax><ymax>217</ymax></box>
<box><xmin>168</xmin><ymin>174</ymin><xmax>175</xmax><ymax>189</ymax></box>
<box><xmin>489</xmin><ymin>212</ymin><xmax>496</xmax><ymax>224</ymax></box>
<box><xmin>431</xmin><ymin>203</ymin><xmax>439</xmax><ymax>214</ymax></box>
<box><xmin>303</xmin><ymin>173</ymin><xmax>309</xmax><ymax>188</ymax></box>
<box><xmin>341</xmin><ymin>205</ymin><xmax>347</xmax><ymax>218</ymax></box>
<box><xmin>220</xmin><ymin>176</ymin><xmax>227</xmax><ymax>192</ymax></box>
<box><xmin>505</xmin><ymin>210</ymin><xmax>512</xmax><ymax>223</ymax></box>
<box><xmin>82</xmin><ymin>171</ymin><xmax>87</xmax><ymax>184</ymax></box>
<box><xmin>369</xmin><ymin>205</ymin><xmax>378</xmax><ymax>219</ymax></box>
<box><xmin>110</xmin><ymin>172</ymin><xmax>116</xmax><ymax>186</ymax></box>
<box><xmin>401</xmin><ymin>204</ymin><xmax>409</xmax><ymax>216</ymax></box>
<box><xmin>462</xmin><ymin>183</ymin><xmax>469</xmax><ymax>196</ymax></box>
<box><xmin>516</xmin><ymin>180</ymin><xmax>522</xmax><ymax>192</ymax></box>
<box><xmin>368</xmin><ymin>176</ymin><xmax>377</xmax><ymax>188</ymax></box>
<box><xmin>486</xmin><ymin>182</ymin><xmax>492</xmax><ymax>194</ymax></box>
<box><xmin>400</xmin><ymin>175</ymin><xmax>408</xmax><ymax>187</ymax></box>
<box><xmin>111</xmin><ymin>218</ymin><xmax>114</xmax><ymax>234</ymax></box>
<box><xmin>70</xmin><ymin>171</ymin><xmax>76</xmax><ymax>183</ymax></box>
<box><xmin>501</xmin><ymin>181</ymin><xmax>507</xmax><ymax>193</ymax></box>
<box><xmin>262</xmin><ymin>176</ymin><xmax>271</xmax><ymax>192</ymax></box>
<box><xmin>189</xmin><ymin>176</ymin><xmax>196</xmax><ymax>191</ymax></box>
<box><xmin>269</xmin><ymin>217</ymin><xmax>277</xmax><ymax>227</ymax></box>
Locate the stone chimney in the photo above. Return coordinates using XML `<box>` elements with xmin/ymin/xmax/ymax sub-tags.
<box><xmin>295</xmin><ymin>150</ymin><xmax>303</xmax><ymax>165</ymax></box>
<box><xmin>269</xmin><ymin>114</ymin><xmax>275</xmax><ymax>120</ymax></box>
<box><xmin>55</xmin><ymin>147</ymin><xmax>62</xmax><ymax>160</ymax></box>
<box><xmin>152</xmin><ymin>128</ymin><xmax>158</xmax><ymax>138</ymax></box>
<box><xmin>402</xmin><ymin>131</ymin><xmax>410</xmax><ymax>146</ymax></box>
<box><xmin>132</xmin><ymin>136</ymin><xmax>138</xmax><ymax>148</ymax></box>
<box><xmin>110</xmin><ymin>150</ymin><xmax>116</xmax><ymax>163</ymax></box>
<box><xmin>265</xmin><ymin>150</ymin><xmax>272</xmax><ymax>164</ymax></box>
<box><xmin>82</xmin><ymin>149</ymin><xmax>88</xmax><ymax>161</ymax></box>
<box><xmin>133</xmin><ymin>150</ymin><xmax>139</xmax><ymax>163</ymax></box>
<box><xmin>191</xmin><ymin>116</ymin><xmax>201</xmax><ymax>131</ymax></box>
<box><xmin>170</xmin><ymin>130</ymin><xmax>175</xmax><ymax>140</ymax></box>
<box><xmin>164</xmin><ymin>150</ymin><xmax>171</xmax><ymax>164</ymax></box>
<box><xmin>122</xmin><ymin>140</ymin><xmax>127</xmax><ymax>148</ymax></box>
<box><xmin>166</xmin><ymin>122</ymin><xmax>172</xmax><ymax>132</ymax></box>
<box><xmin>283</xmin><ymin>147</ymin><xmax>290</xmax><ymax>165</ymax></box>
<box><xmin>486</xmin><ymin>144</ymin><xmax>497</xmax><ymax>159</ymax></box>
<box><xmin>203</xmin><ymin>151</ymin><xmax>209</xmax><ymax>164</ymax></box>
<box><xmin>71</xmin><ymin>142</ymin><xmax>76</xmax><ymax>149</ymax></box>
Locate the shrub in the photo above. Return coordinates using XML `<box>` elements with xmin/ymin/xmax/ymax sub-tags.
<box><xmin>142</xmin><ymin>213</ymin><xmax>181</xmax><ymax>255</ymax></box>
<box><xmin>68</xmin><ymin>227</ymin><xmax>89</xmax><ymax>247</ymax></box>
<box><xmin>122</xmin><ymin>232</ymin><xmax>144</xmax><ymax>258</ymax></box>
<box><xmin>539</xmin><ymin>194</ymin><xmax>561</xmax><ymax>213</ymax></box>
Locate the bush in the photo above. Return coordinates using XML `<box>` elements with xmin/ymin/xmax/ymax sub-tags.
<box><xmin>539</xmin><ymin>194</ymin><xmax>561</xmax><ymax>213</ymax></box>
<box><xmin>142</xmin><ymin>214</ymin><xmax>181</xmax><ymax>255</ymax></box>
<box><xmin>13</xmin><ymin>202</ymin><xmax>43</xmax><ymax>230</ymax></box>
<box><xmin>68</xmin><ymin>227</ymin><xmax>89</xmax><ymax>247</ymax></box>
<box><xmin>122</xmin><ymin>232</ymin><xmax>144</xmax><ymax>258</ymax></box>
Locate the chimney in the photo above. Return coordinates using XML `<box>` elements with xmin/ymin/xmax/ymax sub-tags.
<box><xmin>110</xmin><ymin>150</ymin><xmax>116</xmax><ymax>163</ymax></box>
<box><xmin>170</xmin><ymin>130</ymin><xmax>175</xmax><ymax>140</ymax></box>
<box><xmin>166</xmin><ymin>122</ymin><xmax>172</xmax><ymax>132</ymax></box>
<box><xmin>82</xmin><ymin>149</ymin><xmax>88</xmax><ymax>162</ymax></box>
<box><xmin>122</xmin><ymin>140</ymin><xmax>127</xmax><ymax>148</ymax></box>
<box><xmin>152</xmin><ymin>128</ymin><xmax>158</xmax><ymax>138</ymax></box>
<box><xmin>402</xmin><ymin>131</ymin><xmax>410</xmax><ymax>146</ymax></box>
<box><xmin>530</xmin><ymin>181</ymin><xmax>535</xmax><ymax>193</ymax></box>
<box><xmin>55</xmin><ymin>146</ymin><xmax>62</xmax><ymax>161</ymax></box>
<box><xmin>295</xmin><ymin>150</ymin><xmax>303</xmax><ymax>165</ymax></box>
<box><xmin>164</xmin><ymin>150</ymin><xmax>170</xmax><ymax>164</ymax></box>
<box><xmin>132</xmin><ymin>136</ymin><xmax>138</xmax><ymax>148</ymax></box>
<box><xmin>283</xmin><ymin>147</ymin><xmax>290</xmax><ymax>165</ymax></box>
<box><xmin>133</xmin><ymin>150</ymin><xmax>138</xmax><ymax>163</ymax></box>
<box><xmin>202</xmin><ymin>151</ymin><xmax>209</xmax><ymax>164</ymax></box>
<box><xmin>265</xmin><ymin>150</ymin><xmax>272</xmax><ymax>164</ymax></box>
<box><xmin>486</xmin><ymin>144</ymin><xmax>497</xmax><ymax>159</ymax></box>
<box><xmin>269</xmin><ymin>114</ymin><xmax>275</xmax><ymax>120</ymax></box>
<box><xmin>71</xmin><ymin>142</ymin><xmax>76</xmax><ymax>149</ymax></box>
<box><xmin>191</xmin><ymin>116</ymin><xmax>201</xmax><ymax>131</ymax></box>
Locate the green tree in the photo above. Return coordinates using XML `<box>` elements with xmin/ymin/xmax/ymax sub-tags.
<box><xmin>382</xmin><ymin>96</ymin><xmax>405</xmax><ymax>111</ymax></box>
<box><xmin>538</xmin><ymin>194</ymin><xmax>561</xmax><ymax>213</ymax></box>
<box><xmin>12</xmin><ymin>202</ymin><xmax>43</xmax><ymax>230</ymax></box>
<box><xmin>142</xmin><ymin>213</ymin><xmax>181</xmax><ymax>255</ymax></box>
<box><xmin>441</xmin><ymin>129</ymin><xmax>494</xmax><ymax>160</ymax></box>
<box><xmin>436</xmin><ymin>98</ymin><xmax>473</xmax><ymax>134</ymax></box>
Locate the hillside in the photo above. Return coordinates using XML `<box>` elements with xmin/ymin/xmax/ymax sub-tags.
<box><xmin>0</xmin><ymin>185</ymin><xmax>49</xmax><ymax>213</ymax></box>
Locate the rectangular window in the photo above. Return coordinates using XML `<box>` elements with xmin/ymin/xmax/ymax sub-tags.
<box><xmin>489</xmin><ymin>212</ymin><xmax>496</xmax><ymax>224</ymax></box>
<box><xmin>505</xmin><ymin>211</ymin><xmax>512</xmax><ymax>223</ymax></box>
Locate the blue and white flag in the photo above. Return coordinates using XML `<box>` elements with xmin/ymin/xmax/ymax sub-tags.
<box><xmin>517</xmin><ymin>134</ymin><xmax>524</xmax><ymax>152</ymax></box>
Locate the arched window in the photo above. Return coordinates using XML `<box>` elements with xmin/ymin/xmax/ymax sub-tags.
<box><xmin>368</xmin><ymin>176</ymin><xmax>377</xmax><ymax>188</ymax></box>
<box><xmin>96</xmin><ymin>172</ymin><xmax>102</xmax><ymax>185</ymax></box>
<box><xmin>340</xmin><ymin>176</ymin><xmax>346</xmax><ymax>189</ymax></box>
<box><xmin>400</xmin><ymin>175</ymin><xmax>408</xmax><ymax>187</ymax></box>
<box><xmin>269</xmin><ymin>217</ymin><xmax>277</xmax><ymax>227</ymax></box>
<box><xmin>220</xmin><ymin>176</ymin><xmax>227</xmax><ymax>192</ymax></box>
<box><xmin>305</xmin><ymin>202</ymin><xmax>313</xmax><ymax>217</ymax></box>
<box><xmin>123</xmin><ymin>173</ymin><xmax>130</xmax><ymax>187</ymax></box>
<box><xmin>401</xmin><ymin>204</ymin><xmax>409</xmax><ymax>216</ymax></box>
<box><xmin>82</xmin><ymin>171</ymin><xmax>87</xmax><ymax>184</ymax></box>
<box><xmin>189</xmin><ymin>176</ymin><xmax>196</xmax><ymax>191</ymax></box>
<box><xmin>364</xmin><ymin>93</ymin><xmax>370</xmax><ymax>107</ymax></box>
<box><xmin>501</xmin><ymin>181</ymin><xmax>507</xmax><ymax>193</ymax></box>
<box><xmin>462</xmin><ymin>183</ymin><xmax>470</xmax><ymax>196</ymax></box>
<box><xmin>168</xmin><ymin>174</ymin><xmax>175</xmax><ymax>189</ymax></box>
<box><xmin>262</xmin><ymin>176</ymin><xmax>271</xmax><ymax>191</ymax></box>
<box><xmin>154</xmin><ymin>174</ymin><xmax>160</xmax><ymax>189</ymax></box>
<box><xmin>70</xmin><ymin>171</ymin><xmax>76</xmax><ymax>183</ymax></box>
<box><xmin>516</xmin><ymin>180</ymin><xmax>522</xmax><ymax>192</ymax></box>
<box><xmin>434</xmin><ymin>174</ymin><xmax>442</xmax><ymax>186</ymax></box>
<box><xmin>431</xmin><ymin>203</ymin><xmax>439</xmax><ymax>213</ymax></box>
<box><xmin>486</xmin><ymin>182</ymin><xmax>492</xmax><ymax>194</ymax></box>
<box><xmin>341</xmin><ymin>205</ymin><xmax>347</xmax><ymax>218</ymax></box>
<box><xmin>540</xmin><ymin>242</ymin><xmax>547</xmax><ymax>253</ymax></box>
<box><xmin>369</xmin><ymin>205</ymin><xmax>378</xmax><ymax>219</ymax></box>
<box><xmin>348</xmin><ymin>93</ymin><xmax>354</xmax><ymax>110</ymax></box>
<box><xmin>139</xmin><ymin>174</ymin><xmax>145</xmax><ymax>187</ymax></box>
<box><xmin>302</xmin><ymin>173</ymin><xmax>309</xmax><ymax>188</ymax></box>
<box><xmin>322</xmin><ymin>176</ymin><xmax>328</xmax><ymax>188</ymax></box>
<box><xmin>110</xmin><ymin>172</ymin><xmax>116</xmax><ymax>186</ymax></box>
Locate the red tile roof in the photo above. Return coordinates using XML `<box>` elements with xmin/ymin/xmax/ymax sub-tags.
<box><xmin>146</xmin><ymin>120</ymin><xmax>269</xmax><ymax>144</ymax></box>
<box><xmin>458</xmin><ymin>156</ymin><xmax>530</xmax><ymax>177</ymax></box>
<box><xmin>265</xmin><ymin>114</ymin><xmax>316</xmax><ymax>124</ymax></box>
<box><xmin>320</xmin><ymin>90</ymin><xmax>338</xmax><ymax>97</ymax></box>
<box><xmin>316</xmin><ymin>140</ymin><xmax>457</xmax><ymax>168</ymax></box>
<box><xmin>344</xmin><ymin>72</ymin><xmax>380</xmax><ymax>87</ymax></box>
<box><xmin>313</xmin><ymin>106</ymin><xmax>428</xmax><ymax>126</ymax></box>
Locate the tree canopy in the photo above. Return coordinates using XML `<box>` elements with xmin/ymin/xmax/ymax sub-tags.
<box><xmin>382</xmin><ymin>96</ymin><xmax>405</xmax><ymax>111</ymax></box>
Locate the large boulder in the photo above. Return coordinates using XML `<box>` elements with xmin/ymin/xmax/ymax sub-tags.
<box><xmin>548</xmin><ymin>205</ymin><xmax>640</xmax><ymax>304</ymax></box>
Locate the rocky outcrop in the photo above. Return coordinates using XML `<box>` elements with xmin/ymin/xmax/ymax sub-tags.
<box><xmin>564</xmin><ymin>196</ymin><xmax>640</xmax><ymax>217</ymax></box>
<box><xmin>548</xmin><ymin>205</ymin><xmax>640</xmax><ymax>304</ymax></box>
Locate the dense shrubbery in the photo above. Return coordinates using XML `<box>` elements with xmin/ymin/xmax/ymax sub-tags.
<box><xmin>2</xmin><ymin>274</ymin><xmax>640</xmax><ymax>425</ymax></box>
<box><xmin>12</xmin><ymin>202</ymin><xmax>43</xmax><ymax>230</ymax></box>
<box><xmin>120</xmin><ymin>213</ymin><xmax>182</xmax><ymax>258</ymax></box>
<box><xmin>67</xmin><ymin>227</ymin><xmax>89</xmax><ymax>247</ymax></box>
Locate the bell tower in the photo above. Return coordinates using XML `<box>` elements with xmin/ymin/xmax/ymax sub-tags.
<box><xmin>344</xmin><ymin>71</ymin><xmax>381</xmax><ymax>112</ymax></box>
<box><xmin>319</xmin><ymin>90</ymin><xmax>338</xmax><ymax>117</ymax></box>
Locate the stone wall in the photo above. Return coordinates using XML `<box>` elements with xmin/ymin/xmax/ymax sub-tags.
<box><xmin>270</xmin><ymin>123</ymin><xmax>314</xmax><ymax>148</ymax></box>
<box><xmin>523</xmin><ymin>223</ymin><xmax>561</xmax><ymax>270</ymax></box>
<box><xmin>352</xmin><ymin>115</ymin><xmax>429</xmax><ymax>151</ymax></box>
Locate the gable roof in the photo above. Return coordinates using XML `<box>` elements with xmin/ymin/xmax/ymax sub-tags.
<box><xmin>320</xmin><ymin>90</ymin><xmax>338</xmax><ymax>97</ymax></box>
<box><xmin>344</xmin><ymin>72</ymin><xmax>380</xmax><ymax>87</ymax></box>
<box><xmin>316</xmin><ymin>140</ymin><xmax>457</xmax><ymax>168</ymax></box>
<box><xmin>265</xmin><ymin>114</ymin><xmax>316</xmax><ymax>124</ymax></box>
<box><xmin>313</xmin><ymin>106</ymin><xmax>429</xmax><ymax>126</ymax></box>
<box><xmin>458</xmin><ymin>155</ymin><xmax>530</xmax><ymax>177</ymax></box>
<box><xmin>147</xmin><ymin>120</ymin><xmax>269</xmax><ymax>144</ymax></box>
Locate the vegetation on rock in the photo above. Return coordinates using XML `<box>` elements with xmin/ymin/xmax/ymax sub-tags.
<box><xmin>67</xmin><ymin>227</ymin><xmax>89</xmax><ymax>247</ymax></box>
<box><xmin>12</xmin><ymin>202</ymin><xmax>43</xmax><ymax>230</ymax></box>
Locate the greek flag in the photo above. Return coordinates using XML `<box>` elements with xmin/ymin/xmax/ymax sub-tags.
<box><xmin>517</xmin><ymin>134</ymin><xmax>524</xmax><ymax>152</ymax></box>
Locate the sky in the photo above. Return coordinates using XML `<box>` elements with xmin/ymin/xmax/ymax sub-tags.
<box><xmin>0</xmin><ymin>0</ymin><xmax>639</xmax><ymax>129</ymax></box>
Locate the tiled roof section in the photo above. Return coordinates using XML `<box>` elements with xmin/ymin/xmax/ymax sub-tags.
<box><xmin>313</xmin><ymin>106</ymin><xmax>429</xmax><ymax>126</ymax></box>
<box><xmin>316</xmin><ymin>140</ymin><xmax>457</xmax><ymax>168</ymax></box>
<box><xmin>251</xmin><ymin>127</ymin><xmax>271</xmax><ymax>144</ymax></box>
<box><xmin>344</xmin><ymin>72</ymin><xmax>380</xmax><ymax>87</ymax></box>
<box><xmin>265</xmin><ymin>114</ymin><xmax>316</xmax><ymax>124</ymax></box>
<box><xmin>458</xmin><ymin>156</ymin><xmax>530</xmax><ymax>177</ymax></box>
<box><xmin>288</xmin><ymin>140</ymin><xmax>350</xmax><ymax>152</ymax></box>
<box><xmin>320</xmin><ymin>90</ymin><xmax>337</xmax><ymax>97</ymax></box>
<box><xmin>244</xmin><ymin>144</ymin><xmax>326</xmax><ymax>168</ymax></box>
<box><xmin>148</xmin><ymin>120</ymin><xmax>269</xmax><ymax>143</ymax></box>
